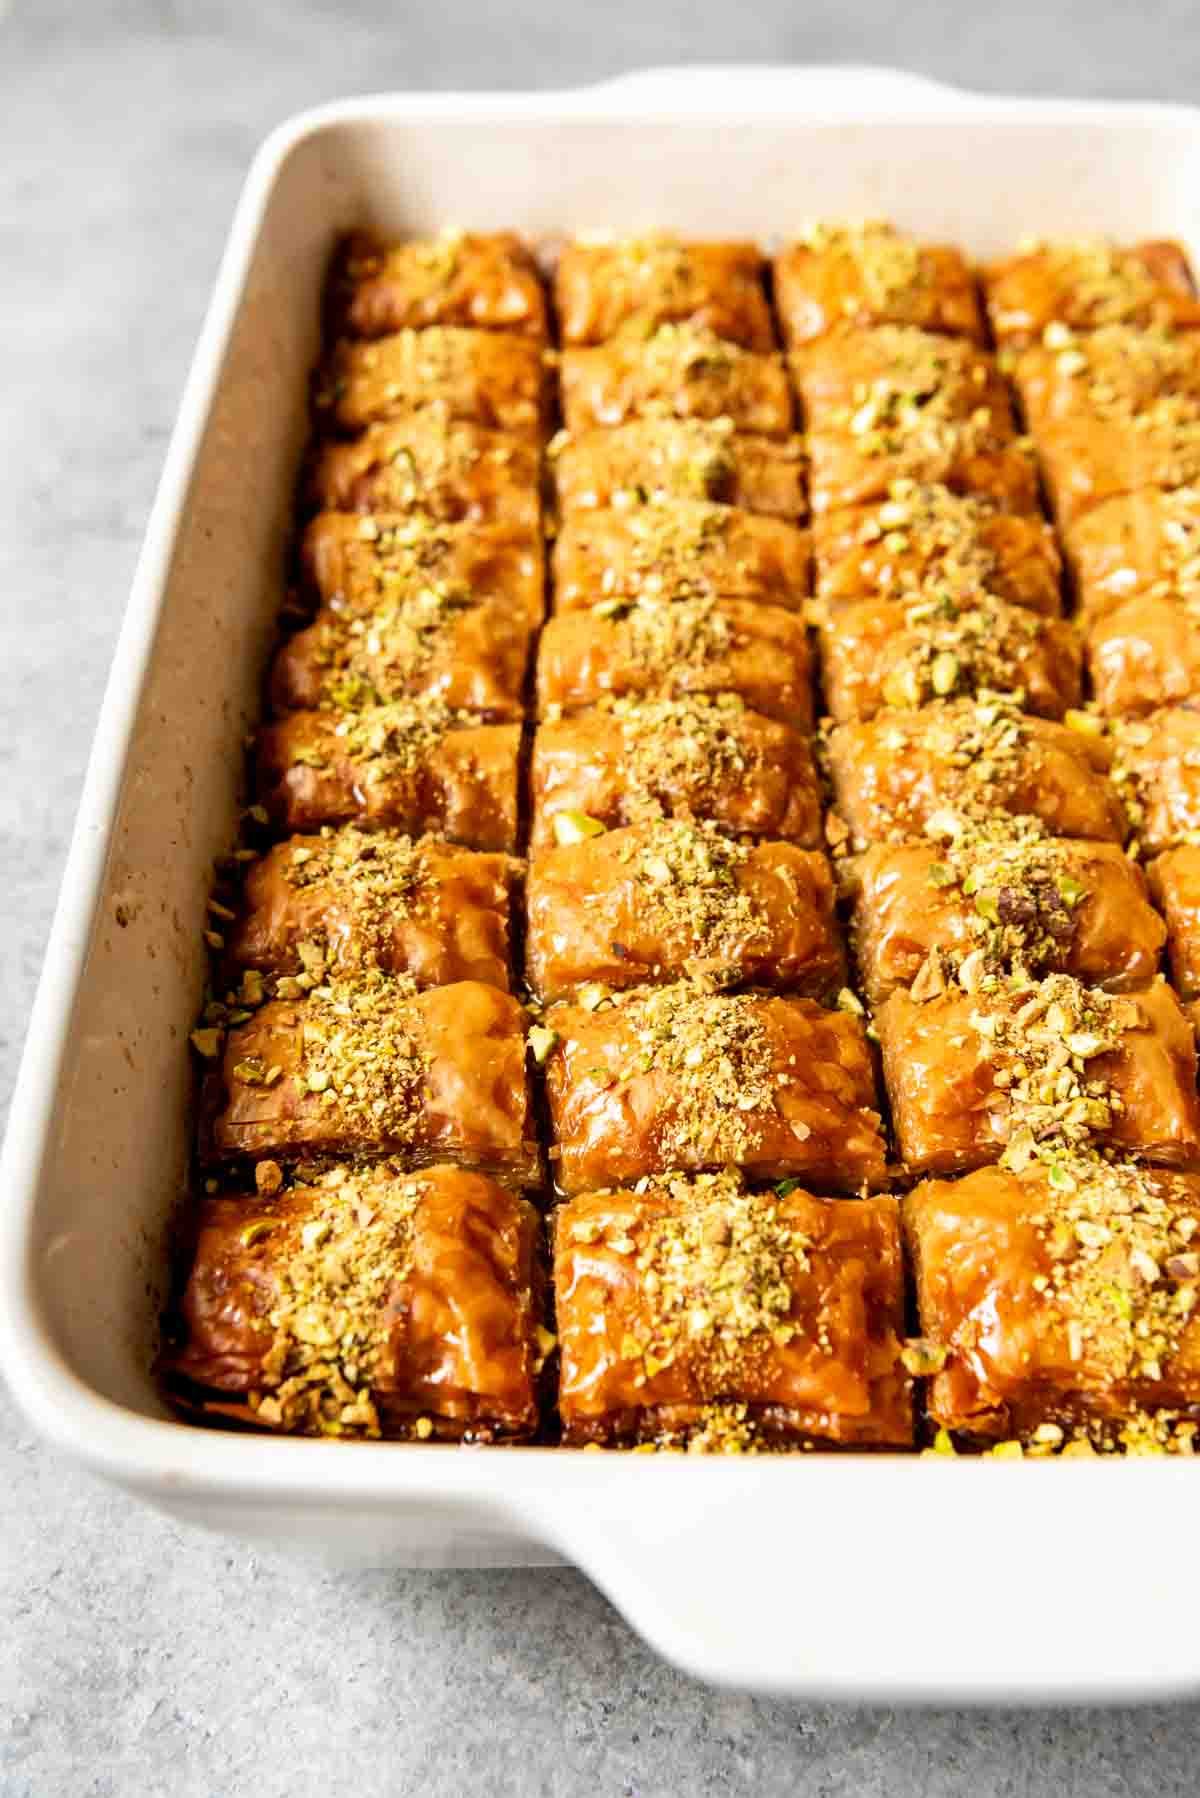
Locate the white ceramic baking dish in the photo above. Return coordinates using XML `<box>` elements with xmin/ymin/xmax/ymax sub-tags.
<box><xmin>7</xmin><ymin>64</ymin><xmax>1200</xmax><ymax>1703</ymax></box>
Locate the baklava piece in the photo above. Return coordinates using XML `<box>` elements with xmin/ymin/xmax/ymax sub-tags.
<box><xmin>330</xmin><ymin>229</ymin><xmax>548</xmax><ymax>340</ymax></box>
<box><xmin>1148</xmin><ymin>847</ymin><xmax>1200</xmax><ymax>999</ymax></box>
<box><xmin>541</xmin><ymin>980</ymin><xmax>887</xmax><ymax>1196</ymax></box>
<box><xmin>1087</xmin><ymin>596</ymin><xmax>1200</xmax><ymax>718</ymax></box>
<box><xmin>270</xmin><ymin>589</ymin><xmax>532</xmax><ymax>720</ymax></box>
<box><xmin>813</xmin><ymin>481</ymin><xmax>1062</xmax><ymax>616</ymax></box>
<box><xmin>775</xmin><ymin>221</ymin><xmax>983</xmax><ymax>346</ymax></box>
<box><xmin>791</xmin><ymin>326</ymin><xmax>1036</xmax><ymax>515</ymax></box>
<box><xmin>817</xmin><ymin>591</ymin><xmax>1081</xmax><ymax>723</ymax></box>
<box><xmin>255</xmin><ymin>701</ymin><xmax>520</xmax><ymax>850</ymax></box>
<box><xmin>1113</xmin><ymin>705</ymin><xmax>1200</xmax><ymax>853</ymax></box>
<box><xmin>559</xmin><ymin>325</ymin><xmax>793</xmax><ymax>436</ymax></box>
<box><xmin>305</xmin><ymin>418</ymin><xmax>541</xmax><ymax>530</ymax></box>
<box><xmin>878</xmin><ymin>973</ymin><xmax>1200</xmax><ymax>1179</ymax></box>
<box><xmin>534</xmin><ymin>598</ymin><xmax>813</xmax><ymax>726</ymax></box>
<box><xmin>224</xmin><ymin>827</ymin><xmax>515</xmax><ymax>992</ymax></box>
<box><xmin>204</xmin><ymin>972</ymin><xmax>537</xmax><ymax>1181</ymax></box>
<box><xmin>316</xmin><ymin>328</ymin><xmax>547</xmax><ymax>437</ymax></box>
<box><xmin>853</xmin><ymin>822</ymin><xmax>1164</xmax><ymax>1005</ymax></box>
<box><xmin>525</xmin><ymin>819</ymin><xmax>842</xmax><ymax>1002</ymax></box>
<box><xmin>301</xmin><ymin>512</ymin><xmax>544</xmax><ymax>630</ymax></box>
<box><xmin>554</xmin><ymin>1172</ymin><xmax>912</xmax><ymax>1449</ymax></box>
<box><xmin>554</xmin><ymin>235</ymin><xmax>775</xmax><ymax>349</ymax></box>
<box><xmin>984</xmin><ymin>237</ymin><xmax>1200</xmax><ymax>349</ymax></box>
<box><xmin>551</xmin><ymin>419</ymin><xmax>806</xmax><ymax>522</ymax></box>
<box><xmin>551</xmin><ymin>500</ymin><xmax>810</xmax><ymax>614</ymax></box>
<box><xmin>166</xmin><ymin>1162</ymin><xmax>543</xmax><ymax>1440</ymax></box>
<box><xmin>529</xmin><ymin>695</ymin><xmax>822</xmax><ymax>852</ymax></box>
<box><xmin>824</xmin><ymin>697</ymin><xmax>1127</xmax><ymax>852</ymax></box>
<box><xmin>1013</xmin><ymin>325</ymin><xmax>1200</xmax><ymax>526</ymax></box>
<box><xmin>904</xmin><ymin>1155</ymin><xmax>1200</xmax><ymax>1453</ymax></box>
<box><xmin>1064</xmin><ymin>485</ymin><xmax>1200</xmax><ymax>628</ymax></box>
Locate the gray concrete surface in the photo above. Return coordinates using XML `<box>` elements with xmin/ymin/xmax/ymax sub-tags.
<box><xmin>6</xmin><ymin>2</ymin><xmax>1200</xmax><ymax>1791</ymax></box>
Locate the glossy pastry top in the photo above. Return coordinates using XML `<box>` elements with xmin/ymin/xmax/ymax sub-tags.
<box><xmin>817</xmin><ymin>590</ymin><xmax>1082</xmax><ymax>723</ymax></box>
<box><xmin>984</xmin><ymin>237</ymin><xmax>1200</xmax><ymax>348</ymax></box>
<box><xmin>904</xmin><ymin>1155</ymin><xmax>1200</xmax><ymax>1445</ymax></box>
<box><xmin>529</xmin><ymin>694</ymin><xmax>823</xmax><ymax>851</ymax></box>
<box><xmin>775</xmin><ymin>221</ymin><xmax>984</xmax><ymax>346</ymax></box>
<box><xmin>316</xmin><ymin>327</ymin><xmax>547</xmax><ymax>437</ymax></box>
<box><xmin>554</xmin><ymin>1171</ymin><xmax>912</xmax><ymax>1447</ymax></box>
<box><xmin>1113</xmin><ymin>705</ymin><xmax>1200</xmax><ymax>854</ymax></box>
<box><xmin>813</xmin><ymin>480</ymin><xmax>1062</xmax><ymax>616</ymax></box>
<box><xmin>554</xmin><ymin>235</ymin><xmax>775</xmax><ymax>349</ymax></box>
<box><xmin>305</xmin><ymin>417</ymin><xmax>541</xmax><ymax>529</ymax></box>
<box><xmin>878</xmin><ymin>972</ymin><xmax>1200</xmax><ymax>1178</ymax></box>
<box><xmin>224</xmin><ymin>827</ymin><xmax>515</xmax><ymax>991</ymax></box>
<box><xmin>1148</xmin><ymin>846</ymin><xmax>1200</xmax><ymax>998</ymax></box>
<box><xmin>541</xmin><ymin>980</ymin><xmax>887</xmax><ymax>1196</ymax></box>
<box><xmin>853</xmin><ymin>822</ymin><xmax>1165</xmax><ymax>1005</ymax></box>
<box><xmin>1064</xmin><ymin>485</ymin><xmax>1200</xmax><ymax>627</ymax></box>
<box><xmin>301</xmin><ymin>512</ymin><xmax>544</xmax><ymax>630</ymax></box>
<box><xmin>331</xmin><ymin>229</ymin><xmax>548</xmax><ymax>339</ymax></box>
<box><xmin>269</xmin><ymin>591</ymin><xmax>531</xmax><ymax>721</ymax></box>
<box><xmin>534</xmin><ymin>597</ymin><xmax>813</xmax><ymax>726</ymax></box>
<box><xmin>204</xmin><ymin>972</ymin><xmax>536</xmax><ymax>1181</ymax></box>
<box><xmin>525</xmin><ymin>818</ymin><xmax>842</xmax><ymax>1002</ymax></box>
<box><xmin>255</xmin><ymin>702</ymin><xmax>521</xmax><ymax>850</ymax></box>
<box><xmin>551</xmin><ymin>419</ymin><xmax>807</xmax><ymax>522</ymax></box>
<box><xmin>825</xmin><ymin>696</ymin><xmax>1127</xmax><ymax>852</ymax></box>
<box><xmin>551</xmin><ymin>499</ymin><xmax>811</xmax><ymax>612</ymax></box>
<box><xmin>1014</xmin><ymin>325</ymin><xmax>1200</xmax><ymax>524</ymax></box>
<box><xmin>560</xmin><ymin>324</ymin><xmax>793</xmax><ymax>436</ymax></box>
<box><xmin>792</xmin><ymin>325</ymin><xmax>1032</xmax><ymax>514</ymax></box>
<box><xmin>1086</xmin><ymin>595</ymin><xmax>1200</xmax><ymax>719</ymax></box>
<box><xmin>166</xmin><ymin>1161</ymin><xmax>542</xmax><ymax>1440</ymax></box>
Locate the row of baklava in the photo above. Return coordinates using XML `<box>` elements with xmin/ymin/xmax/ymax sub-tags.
<box><xmin>801</xmin><ymin>224</ymin><xmax>1200</xmax><ymax>1455</ymax></box>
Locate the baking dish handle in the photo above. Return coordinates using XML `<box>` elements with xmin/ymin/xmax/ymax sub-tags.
<box><xmin>530</xmin><ymin>1455</ymin><xmax>1200</xmax><ymax>1701</ymax></box>
<box><xmin>573</xmin><ymin>63</ymin><xmax>977</xmax><ymax>114</ymax></box>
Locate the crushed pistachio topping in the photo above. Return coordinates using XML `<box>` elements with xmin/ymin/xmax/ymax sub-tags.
<box><xmin>301</xmin><ymin>585</ymin><xmax>478</xmax><ymax>709</ymax></box>
<box><xmin>276</xmin><ymin>968</ymin><xmax>430</xmax><ymax>1139</ymax></box>
<box><xmin>274</xmin><ymin>826</ymin><xmax>426</xmax><ymax>972</ymax></box>
<box><xmin>608</xmin><ymin>594</ymin><xmax>736</xmax><ymax>672</ymax></box>
<box><xmin>637</xmin><ymin>322</ymin><xmax>747</xmax><ymax>392</ymax></box>
<box><xmin>326</xmin><ymin>325</ymin><xmax>505</xmax><ymax>406</ymax></box>
<box><xmin>869</xmin><ymin>590</ymin><xmax>1046</xmax><ymax>711</ymax></box>
<box><xmin>346</xmin><ymin>228</ymin><xmax>465</xmax><ymax>293</ymax></box>
<box><xmin>291</xmin><ymin>693</ymin><xmax>460</xmax><ymax>781</ymax></box>
<box><xmin>604</xmin><ymin>693</ymin><xmax>754</xmax><ymax>823</ymax></box>
<box><xmin>871</xmin><ymin>693</ymin><xmax>1033</xmax><ymax>827</ymax></box>
<box><xmin>1002</xmin><ymin>239</ymin><xmax>1171</xmax><ymax>335</ymax></box>
<box><xmin>246</xmin><ymin>1165</ymin><xmax>427</xmax><ymax>1437</ymax></box>
<box><xmin>601</xmin><ymin>984</ymin><xmax>781</xmax><ymax>1161</ymax></box>
<box><xmin>346</xmin><ymin>415</ymin><xmax>514</xmax><ymax>513</ymax></box>
<box><xmin>967</xmin><ymin>973</ymin><xmax>1136</xmax><ymax>1166</ymax></box>
<box><xmin>334</xmin><ymin>513</ymin><xmax>477</xmax><ymax>606</ymax></box>
<box><xmin>910</xmin><ymin>815</ymin><xmax>1087</xmax><ymax>988</ymax></box>
<box><xmin>796</xmin><ymin>219</ymin><xmax>925</xmax><ymax>316</ymax></box>
<box><xmin>830</xmin><ymin>326</ymin><xmax>1001</xmax><ymax>464</ymax></box>
<box><xmin>1141</xmin><ymin>485</ymin><xmax>1200</xmax><ymax>606</ymax></box>
<box><xmin>585</xmin><ymin>1169</ymin><xmax>809</xmax><ymax>1383</ymax></box>
<box><xmin>584</xmin><ymin>498</ymin><xmax>740</xmax><ymax>601</ymax></box>
<box><xmin>611</xmin><ymin>819</ymin><xmax>759</xmax><ymax>968</ymax></box>
<box><xmin>846</xmin><ymin>480</ymin><xmax>1009</xmax><ymax>599</ymax></box>
<box><xmin>616</xmin><ymin>416</ymin><xmax>743</xmax><ymax>504</ymax></box>
<box><xmin>651</xmin><ymin>1401</ymin><xmax>778</xmax><ymax>1455</ymax></box>
<box><xmin>1021</xmin><ymin>1149</ymin><xmax>1200</xmax><ymax>1386</ymax></box>
<box><xmin>1034</xmin><ymin>324</ymin><xmax>1200</xmax><ymax>429</ymax></box>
